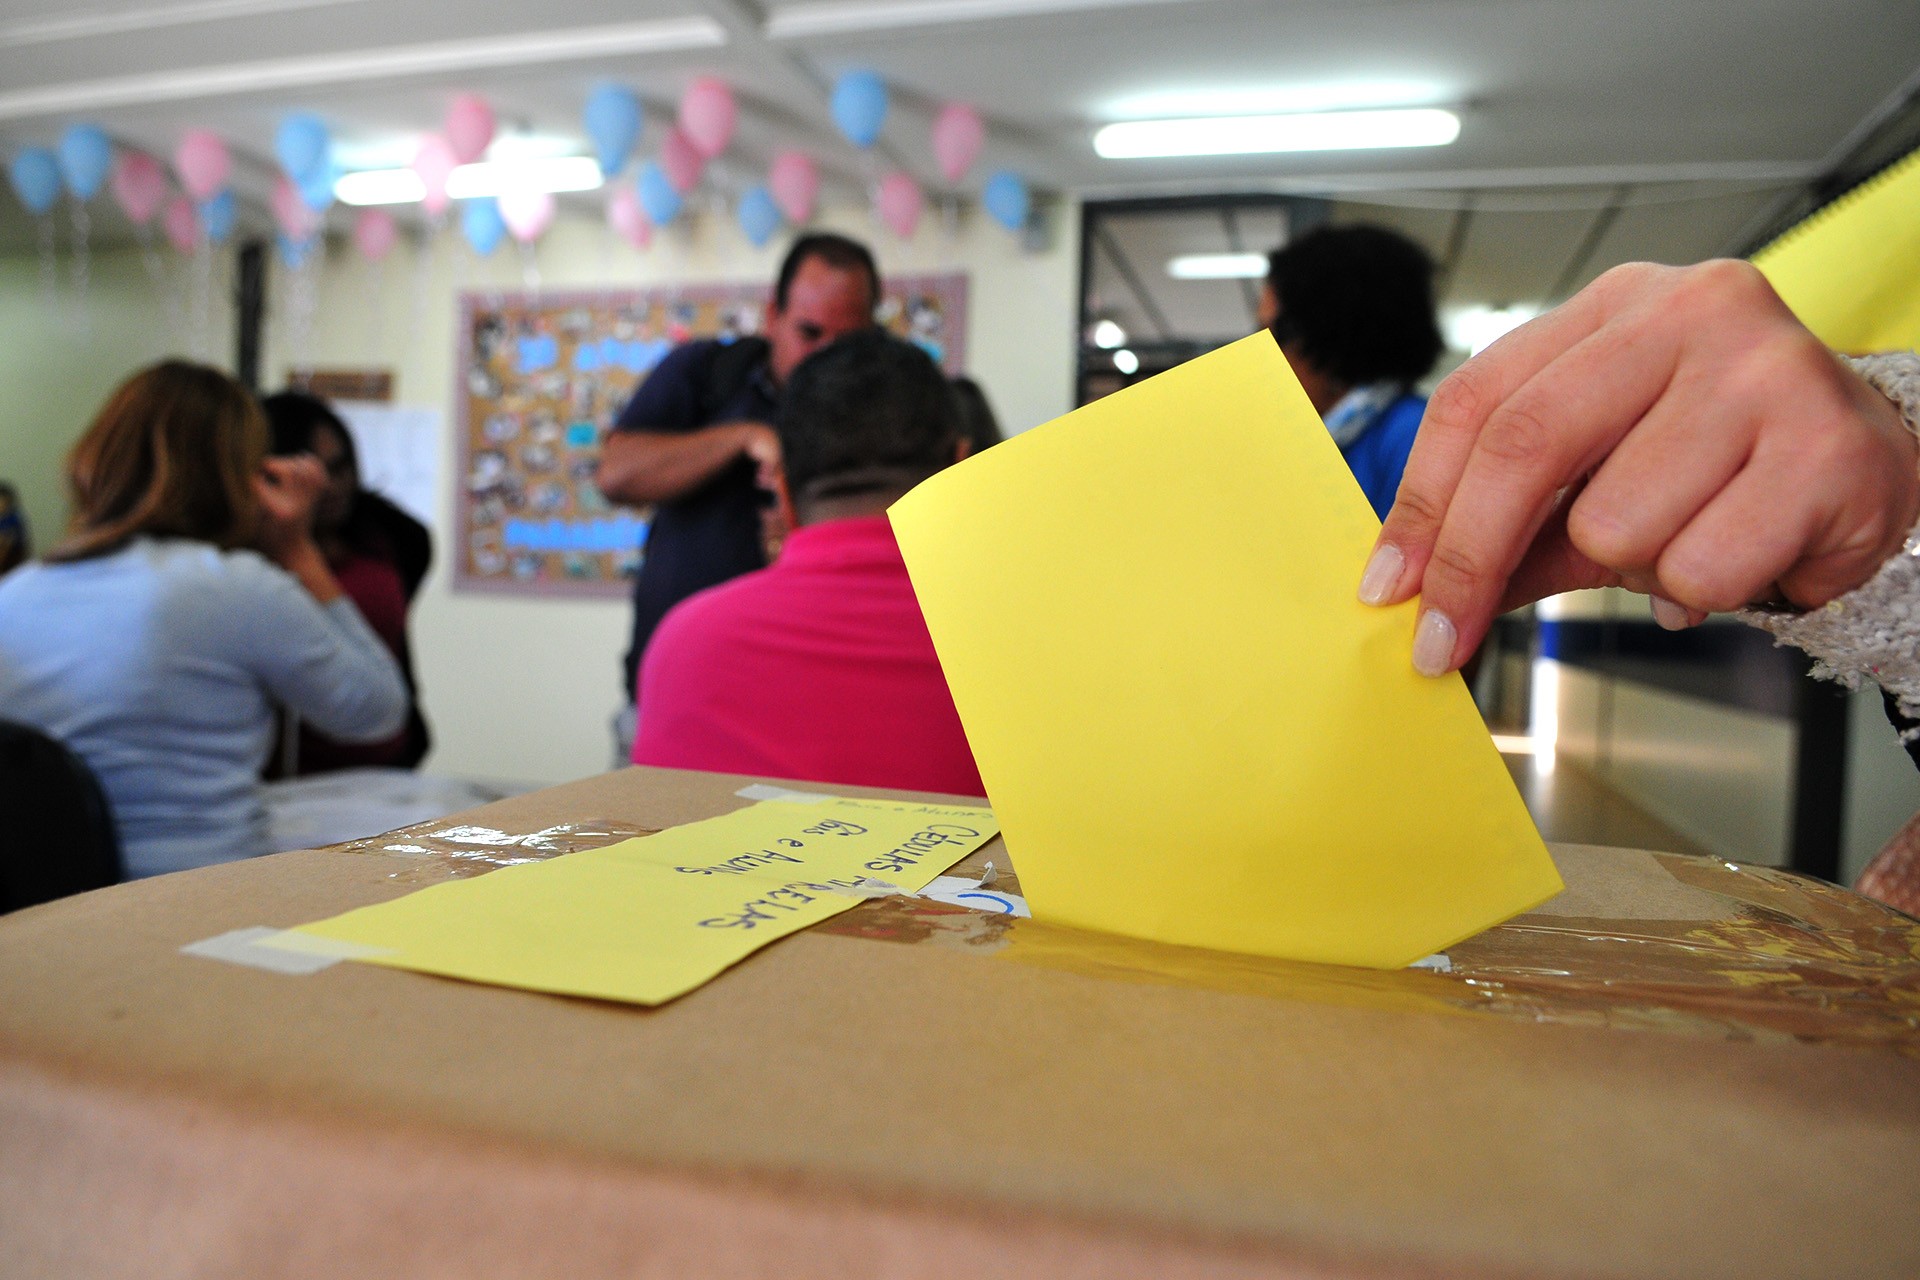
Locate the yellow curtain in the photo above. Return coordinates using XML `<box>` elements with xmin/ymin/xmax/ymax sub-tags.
<box><xmin>1753</xmin><ymin>146</ymin><xmax>1920</xmax><ymax>355</ymax></box>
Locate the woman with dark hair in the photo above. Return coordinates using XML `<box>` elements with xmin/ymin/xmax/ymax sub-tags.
<box><xmin>261</xmin><ymin>390</ymin><xmax>432</xmax><ymax>773</ymax></box>
<box><xmin>0</xmin><ymin>361</ymin><xmax>408</xmax><ymax>879</ymax></box>
<box><xmin>1261</xmin><ymin>223</ymin><xmax>1446</xmax><ymax>519</ymax></box>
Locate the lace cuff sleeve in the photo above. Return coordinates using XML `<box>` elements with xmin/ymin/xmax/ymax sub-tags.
<box><xmin>1740</xmin><ymin>352</ymin><xmax>1920</xmax><ymax>735</ymax></box>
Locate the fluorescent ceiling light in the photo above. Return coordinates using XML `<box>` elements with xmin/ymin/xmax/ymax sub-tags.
<box><xmin>337</xmin><ymin>156</ymin><xmax>604</xmax><ymax>206</ymax></box>
<box><xmin>1445</xmin><ymin>304</ymin><xmax>1540</xmax><ymax>355</ymax></box>
<box><xmin>1094</xmin><ymin>108</ymin><xmax>1461</xmax><ymax>159</ymax></box>
<box><xmin>1105</xmin><ymin>81</ymin><xmax>1448</xmax><ymax>120</ymax></box>
<box><xmin>1112</xmin><ymin>349</ymin><xmax>1139</xmax><ymax>375</ymax></box>
<box><xmin>1167</xmin><ymin>252</ymin><xmax>1268</xmax><ymax>280</ymax></box>
<box><xmin>1091</xmin><ymin>319</ymin><xmax>1127</xmax><ymax>349</ymax></box>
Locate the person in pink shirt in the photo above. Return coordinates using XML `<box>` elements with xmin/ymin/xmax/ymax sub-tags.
<box><xmin>632</xmin><ymin>331</ymin><xmax>983</xmax><ymax>797</ymax></box>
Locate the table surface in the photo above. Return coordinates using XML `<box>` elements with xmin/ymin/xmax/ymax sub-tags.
<box><xmin>3</xmin><ymin>765</ymin><xmax>1918</xmax><ymax>1280</ymax></box>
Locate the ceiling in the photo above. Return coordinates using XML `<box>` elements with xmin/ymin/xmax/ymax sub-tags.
<box><xmin>4</xmin><ymin>0</ymin><xmax>1919</xmax><ymax>342</ymax></box>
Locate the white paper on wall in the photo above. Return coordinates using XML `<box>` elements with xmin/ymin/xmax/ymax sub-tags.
<box><xmin>335</xmin><ymin>401</ymin><xmax>442</xmax><ymax>531</ymax></box>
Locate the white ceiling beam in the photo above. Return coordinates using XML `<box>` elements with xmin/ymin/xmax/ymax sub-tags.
<box><xmin>0</xmin><ymin>17</ymin><xmax>728</xmax><ymax>122</ymax></box>
<box><xmin>0</xmin><ymin>0</ymin><xmax>367</xmax><ymax>49</ymax></box>
<box><xmin>766</xmin><ymin>0</ymin><xmax>1189</xmax><ymax>40</ymax></box>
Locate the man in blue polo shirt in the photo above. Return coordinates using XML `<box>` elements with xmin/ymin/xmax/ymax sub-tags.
<box><xmin>595</xmin><ymin>234</ymin><xmax>880</xmax><ymax>726</ymax></box>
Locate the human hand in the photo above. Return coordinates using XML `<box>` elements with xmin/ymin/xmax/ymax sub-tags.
<box><xmin>253</xmin><ymin>454</ymin><xmax>326</xmax><ymax>559</ymax></box>
<box><xmin>735</xmin><ymin>421</ymin><xmax>783</xmax><ymax>492</ymax></box>
<box><xmin>1359</xmin><ymin>260</ymin><xmax>1920</xmax><ymax>675</ymax></box>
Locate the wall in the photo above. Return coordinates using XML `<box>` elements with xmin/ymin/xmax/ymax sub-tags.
<box><xmin>0</xmin><ymin>243</ymin><xmax>236</xmax><ymax>549</ymax></box>
<box><xmin>258</xmin><ymin>198</ymin><xmax>1081</xmax><ymax>786</ymax></box>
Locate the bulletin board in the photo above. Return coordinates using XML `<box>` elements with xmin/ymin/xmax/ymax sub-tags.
<box><xmin>454</xmin><ymin>274</ymin><xmax>969</xmax><ymax>598</ymax></box>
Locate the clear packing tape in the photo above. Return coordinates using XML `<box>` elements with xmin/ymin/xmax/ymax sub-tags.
<box><xmin>327</xmin><ymin>821</ymin><xmax>1920</xmax><ymax>1054</ymax></box>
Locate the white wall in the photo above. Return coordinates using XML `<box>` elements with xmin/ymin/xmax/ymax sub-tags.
<box><xmin>258</xmin><ymin>198</ymin><xmax>1081</xmax><ymax>786</ymax></box>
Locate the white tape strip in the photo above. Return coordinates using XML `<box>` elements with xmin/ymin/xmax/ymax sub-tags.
<box><xmin>1408</xmin><ymin>953</ymin><xmax>1452</xmax><ymax>972</ymax></box>
<box><xmin>917</xmin><ymin>875</ymin><xmax>1031</xmax><ymax>918</ymax></box>
<box><xmin>735</xmin><ymin>783</ymin><xmax>835</xmax><ymax>803</ymax></box>
<box><xmin>181</xmin><ymin>926</ymin><xmax>393</xmax><ymax>975</ymax></box>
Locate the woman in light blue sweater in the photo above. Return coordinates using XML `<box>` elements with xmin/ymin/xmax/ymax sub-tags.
<box><xmin>0</xmin><ymin>361</ymin><xmax>408</xmax><ymax>879</ymax></box>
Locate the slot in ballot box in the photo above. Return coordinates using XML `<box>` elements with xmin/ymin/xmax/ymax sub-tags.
<box><xmin>3</xmin><ymin>765</ymin><xmax>1917</xmax><ymax>1279</ymax></box>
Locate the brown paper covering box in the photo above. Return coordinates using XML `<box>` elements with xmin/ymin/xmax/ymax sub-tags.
<box><xmin>2</xmin><ymin>764</ymin><xmax>1917</xmax><ymax>1279</ymax></box>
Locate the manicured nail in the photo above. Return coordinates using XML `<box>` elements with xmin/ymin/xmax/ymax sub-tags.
<box><xmin>1650</xmin><ymin>595</ymin><xmax>1690</xmax><ymax>631</ymax></box>
<box><xmin>1357</xmin><ymin>543</ymin><xmax>1404</xmax><ymax>606</ymax></box>
<box><xmin>1411</xmin><ymin>609</ymin><xmax>1457</xmax><ymax>677</ymax></box>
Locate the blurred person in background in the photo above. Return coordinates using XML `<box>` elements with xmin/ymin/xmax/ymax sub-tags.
<box><xmin>1261</xmin><ymin>223</ymin><xmax>1445</xmax><ymax>520</ymax></box>
<box><xmin>263</xmin><ymin>390</ymin><xmax>432</xmax><ymax>773</ymax></box>
<box><xmin>0</xmin><ymin>361</ymin><xmax>407</xmax><ymax>878</ymax></box>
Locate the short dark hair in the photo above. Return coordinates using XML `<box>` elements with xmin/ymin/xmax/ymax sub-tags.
<box><xmin>262</xmin><ymin>389</ymin><xmax>356</xmax><ymax>470</ymax></box>
<box><xmin>1265</xmin><ymin>224</ymin><xmax>1444</xmax><ymax>388</ymax></box>
<box><xmin>774</xmin><ymin>233</ymin><xmax>881</xmax><ymax>313</ymax></box>
<box><xmin>778</xmin><ymin>332</ymin><xmax>961</xmax><ymax>505</ymax></box>
<box><xmin>950</xmin><ymin>376</ymin><xmax>1002</xmax><ymax>453</ymax></box>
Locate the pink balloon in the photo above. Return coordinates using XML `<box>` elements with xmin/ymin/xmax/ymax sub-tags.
<box><xmin>354</xmin><ymin>207</ymin><xmax>398</xmax><ymax>260</ymax></box>
<box><xmin>876</xmin><ymin>171</ymin><xmax>923</xmax><ymax>240</ymax></box>
<box><xmin>768</xmin><ymin>150</ymin><xmax>819</xmax><ymax>225</ymax></box>
<box><xmin>606</xmin><ymin>184</ymin><xmax>651</xmax><ymax>250</ymax></box>
<box><xmin>931</xmin><ymin>102</ymin><xmax>986</xmax><ymax>184</ymax></box>
<box><xmin>660</xmin><ymin>125</ymin><xmax>704</xmax><ymax>195</ymax></box>
<box><xmin>498</xmin><ymin>189</ymin><xmax>555</xmax><ymax>244</ymax></box>
<box><xmin>270</xmin><ymin>175</ymin><xmax>319</xmax><ymax>241</ymax></box>
<box><xmin>111</xmin><ymin>151</ymin><xmax>166</xmax><ymax>226</ymax></box>
<box><xmin>679</xmin><ymin>76</ymin><xmax>737</xmax><ymax>160</ymax></box>
<box><xmin>162</xmin><ymin>195</ymin><xmax>199</xmax><ymax>252</ymax></box>
<box><xmin>444</xmin><ymin>93</ymin><xmax>496</xmax><ymax>165</ymax></box>
<box><xmin>173</xmin><ymin>130</ymin><xmax>230</xmax><ymax>202</ymax></box>
<box><xmin>412</xmin><ymin>135</ymin><xmax>458</xmax><ymax>216</ymax></box>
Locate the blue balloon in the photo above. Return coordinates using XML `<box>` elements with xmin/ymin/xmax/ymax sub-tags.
<box><xmin>297</xmin><ymin>159</ymin><xmax>338</xmax><ymax>213</ymax></box>
<box><xmin>830</xmin><ymin>70</ymin><xmax>888</xmax><ymax>149</ymax></box>
<box><xmin>200</xmin><ymin>189</ymin><xmax>237</xmax><ymax>246</ymax></box>
<box><xmin>274</xmin><ymin>113</ymin><xmax>331</xmax><ymax>182</ymax></box>
<box><xmin>736</xmin><ymin>184</ymin><xmax>781</xmax><ymax>248</ymax></box>
<box><xmin>584</xmin><ymin>84</ymin><xmax>643</xmax><ymax>177</ymax></box>
<box><xmin>461</xmin><ymin>198</ymin><xmax>506</xmax><ymax>256</ymax></box>
<box><xmin>277</xmin><ymin>232</ymin><xmax>315</xmax><ymax>270</ymax></box>
<box><xmin>8</xmin><ymin>147</ymin><xmax>60</xmax><ymax>215</ymax></box>
<box><xmin>57</xmin><ymin>124</ymin><xmax>113</xmax><ymax>201</ymax></box>
<box><xmin>637</xmin><ymin>161</ymin><xmax>682</xmax><ymax>226</ymax></box>
<box><xmin>983</xmin><ymin>169</ymin><xmax>1030</xmax><ymax>233</ymax></box>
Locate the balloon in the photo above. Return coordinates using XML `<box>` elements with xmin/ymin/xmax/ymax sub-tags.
<box><xmin>163</xmin><ymin>195</ymin><xmax>199</xmax><ymax>252</ymax></box>
<box><xmin>461</xmin><ymin>197</ymin><xmax>506</xmax><ymax>256</ymax></box>
<box><xmin>274</xmin><ymin>113</ymin><xmax>330</xmax><ymax>182</ymax></box>
<box><xmin>412</xmin><ymin>135</ymin><xmax>458</xmax><ymax>216</ymax></box>
<box><xmin>58</xmin><ymin>124</ymin><xmax>113</xmax><ymax>201</ymax></box>
<box><xmin>983</xmin><ymin>169</ymin><xmax>1030</xmax><ymax>233</ymax></box>
<box><xmin>270</xmin><ymin>175</ymin><xmax>318</xmax><ymax>241</ymax></box>
<box><xmin>768</xmin><ymin>150</ymin><xmax>819</xmax><ymax>224</ymax></box>
<box><xmin>354</xmin><ymin>207</ymin><xmax>398</xmax><ymax>260</ymax></box>
<box><xmin>606</xmin><ymin>184</ymin><xmax>650</xmax><ymax>250</ymax></box>
<box><xmin>111</xmin><ymin>151</ymin><xmax>166</xmax><ymax>225</ymax></box>
<box><xmin>637</xmin><ymin>161</ymin><xmax>682</xmax><ymax>226</ymax></box>
<box><xmin>173</xmin><ymin>129</ymin><xmax>230</xmax><ymax>202</ymax></box>
<box><xmin>497</xmin><ymin>189</ymin><xmax>555</xmax><ymax>244</ymax></box>
<box><xmin>831</xmin><ymin>70</ymin><xmax>888</xmax><ymax>149</ymax></box>
<box><xmin>199</xmin><ymin>189</ymin><xmax>236</xmax><ymax>246</ymax></box>
<box><xmin>679</xmin><ymin>76</ymin><xmax>736</xmax><ymax>160</ymax></box>
<box><xmin>659</xmin><ymin>125</ymin><xmax>703</xmax><ymax>195</ymax></box>
<box><xmin>931</xmin><ymin>103</ymin><xmax>985</xmax><ymax>184</ymax></box>
<box><xmin>445</xmin><ymin>92</ymin><xmax>496</xmax><ymax>165</ymax></box>
<box><xmin>584</xmin><ymin>83</ymin><xmax>643</xmax><ymax>176</ymax></box>
<box><xmin>736</xmin><ymin>184</ymin><xmax>780</xmax><ymax>249</ymax></box>
<box><xmin>277</xmin><ymin>232</ymin><xmax>315</xmax><ymax>269</ymax></box>
<box><xmin>876</xmin><ymin>171</ymin><xmax>923</xmax><ymax>240</ymax></box>
<box><xmin>8</xmin><ymin>148</ymin><xmax>60</xmax><ymax>215</ymax></box>
<box><xmin>297</xmin><ymin>159</ymin><xmax>338</xmax><ymax>213</ymax></box>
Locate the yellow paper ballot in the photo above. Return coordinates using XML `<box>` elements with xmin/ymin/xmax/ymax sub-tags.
<box><xmin>1754</xmin><ymin>146</ymin><xmax>1920</xmax><ymax>354</ymax></box>
<box><xmin>290</xmin><ymin>798</ymin><xmax>997</xmax><ymax>1005</ymax></box>
<box><xmin>889</xmin><ymin>332</ymin><xmax>1560</xmax><ymax>970</ymax></box>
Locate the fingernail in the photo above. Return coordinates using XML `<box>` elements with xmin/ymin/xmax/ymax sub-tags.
<box><xmin>1650</xmin><ymin>595</ymin><xmax>1690</xmax><ymax>631</ymax></box>
<box><xmin>1357</xmin><ymin>543</ymin><xmax>1404</xmax><ymax>606</ymax></box>
<box><xmin>1411</xmin><ymin>609</ymin><xmax>1457</xmax><ymax>677</ymax></box>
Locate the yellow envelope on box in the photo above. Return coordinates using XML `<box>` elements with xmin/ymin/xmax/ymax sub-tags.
<box><xmin>889</xmin><ymin>331</ymin><xmax>1559</xmax><ymax>969</ymax></box>
<box><xmin>287</xmin><ymin>798</ymin><xmax>998</xmax><ymax>1006</ymax></box>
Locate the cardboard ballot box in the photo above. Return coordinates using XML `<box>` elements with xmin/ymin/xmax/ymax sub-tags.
<box><xmin>3</xmin><ymin>765</ymin><xmax>1917</xmax><ymax>1279</ymax></box>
